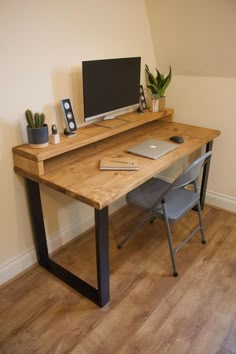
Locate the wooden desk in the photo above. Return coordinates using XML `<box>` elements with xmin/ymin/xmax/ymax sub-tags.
<box><xmin>13</xmin><ymin>109</ymin><xmax>220</xmax><ymax>306</ymax></box>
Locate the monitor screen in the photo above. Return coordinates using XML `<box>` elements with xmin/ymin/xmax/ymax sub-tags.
<box><xmin>82</xmin><ymin>57</ymin><xmax>141</xmax><ymax>121</ymax></box>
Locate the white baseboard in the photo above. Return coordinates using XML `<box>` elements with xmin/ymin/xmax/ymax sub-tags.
<box><xmin>0</xmin><ymin>250</ymin><xmax>37</xmax><ymax>286</ymax></box>
<box><xmin>206</xmin><ymin>190</ymin><xmax>236</xmax><ymax>213</ymax></box>
<box><xmin>1</xmin><ymin>192</ymin><xmax>235</xmax><ymax>286</ymax></box>
<box><xmin>158</xmin><ymin>175</ymin><xmax>236</xmax><ymax>213</ymax></box>
<box><xmin>0</xmin><ymin>197</ymin><xmax>126</xmax><ymax>286</ymax></box>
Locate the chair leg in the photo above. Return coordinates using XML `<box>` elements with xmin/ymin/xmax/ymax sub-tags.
<box><xmin>117</xmin><ymin>212</ymin><xmax>153</xmax><ymax>249</ymax></box>
<box><xmin>150</xmin><ymin>216</ymin><xmax>157</xmax><ymax>224</ymax></box>
<box><xmin>162</xmin><ymin>203</ymin><xmax>178</xmax><ymax>277</ymax></box>
<box><xmin>196</xmin><ymin>200</ymin><xmax>206</xmax><ymax>244</ymax></box>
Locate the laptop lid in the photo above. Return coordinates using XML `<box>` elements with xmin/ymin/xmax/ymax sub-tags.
<box><xmin>126</xmin><ymin>139</ymin><xmax>178</xmax><ymax>159</ymax></box>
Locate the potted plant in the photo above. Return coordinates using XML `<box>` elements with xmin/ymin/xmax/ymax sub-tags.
<box><xmin>25</xmin><ymin>109</ymin><xmax>49</xmax><ymax>148</ymax></box>
<box><xmin>145</xmin><ymin>64</ymin><xmax>172</xmax><ymax>111</ymax></box>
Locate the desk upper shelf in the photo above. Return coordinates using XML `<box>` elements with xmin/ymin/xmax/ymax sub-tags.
<box><xmin>13</xmin><ymin>109</ymin><xmax>174</xmax><ymax>176</ymax></box>
<box><xmin>12</xmin><ymin>108</ymin><xmax>221</xmax><ymax>209</ymax></box>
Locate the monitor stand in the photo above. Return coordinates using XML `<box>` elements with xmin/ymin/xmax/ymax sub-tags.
<box><xmin>103</xmin><ymin>115</ymin><xmax>115</xmax><ymax>120</ymax></box>
<box><xmin>94</xmin><ymin>118</ymin><xmax>128</xmax><ymax>129</ymax></box>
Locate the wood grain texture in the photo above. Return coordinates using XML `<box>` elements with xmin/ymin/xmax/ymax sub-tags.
<box><xmin>40</xmin><ymin>120</ymin><xmax>220</xmax><ymax>209</ymax></box>
<box><xmin>13</xmin><ymin>109</ymin><xmax>174</xmax><ymax>162</ymax></box>
<box><xmin>13</xmin><ymin>109</ymin><xmax>220</xmax><ymax>209</ymax></box>
<box><xmin>13</xmin><ymin>119</ymin><xmax>220</xmax><ymax>209</ymax></box>
<box><xmin>13</xmin><ymin>154</ymin><xmax>44</xmax><ymax>176</ymax></box>
<box><xmin>0</xmin><ymin>205</ymin><xmax>235</xmax><ymax>354</ymax></box>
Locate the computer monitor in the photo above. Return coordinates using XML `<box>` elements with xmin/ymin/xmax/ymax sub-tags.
<box><xmin>82</xmin><ymin>57</ymin><xmax>141</xmax><ymax>122</ymax></box>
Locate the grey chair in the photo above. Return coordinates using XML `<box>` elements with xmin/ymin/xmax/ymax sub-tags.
<box><xmin>118</xmin><ymin>151</ymin><xmax>212</xmax><ymax>277</ymax></box>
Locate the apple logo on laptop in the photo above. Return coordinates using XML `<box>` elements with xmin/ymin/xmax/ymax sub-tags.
<box><xmin>150</xmin><ymin>144</ymin><xmax>157</xmax><ymax>149</ymax></box>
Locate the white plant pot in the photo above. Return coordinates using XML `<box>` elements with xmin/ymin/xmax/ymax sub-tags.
<box><xmin>151</xmin><ymin>98</ymin><xmax>159</xmax><ymax>112</ymax></box>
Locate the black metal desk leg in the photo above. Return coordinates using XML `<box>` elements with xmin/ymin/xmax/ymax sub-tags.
<box><xmin>95</xmin><ymin>207</ymin><xmax>110</xmax><ymax>307</ymax></box>
<box><xmin>200</xmin><ymin>140</ymin><xmax>213</xmax><ymax>209</ymax></box>
<box><xmin>25</xmin><ymin>178</ymin><xmax>49</xmax><ymax>266</ymax></box>
<box><xmin>25</xmin><ymin>178</ymin><xmax>110</xmax><ymax>307</ymax></box>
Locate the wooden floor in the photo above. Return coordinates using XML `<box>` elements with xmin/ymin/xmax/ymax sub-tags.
<box><xmin>0</xmin><ymin>204</ymin><xmax>236</xmax><ymax>354</ymax></box>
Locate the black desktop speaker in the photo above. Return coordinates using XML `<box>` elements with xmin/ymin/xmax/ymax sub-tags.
<box><xmin>61</xmin><ymin>98</ymin><xmax>77</xmax><ymax>133</ymax></box>
<box><xmin>139</xmin><ymin>85</ymin><xmax>147</xmax><ymax>111</ymax></box>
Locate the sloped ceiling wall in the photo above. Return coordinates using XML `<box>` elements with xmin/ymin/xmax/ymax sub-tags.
<box><xmin>146</xmin><ymin>0</ymin><xmax>236</xmax><ymax>77</ymax></box>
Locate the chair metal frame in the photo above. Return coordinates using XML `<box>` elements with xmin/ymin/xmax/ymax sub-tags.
<box><xmin>118</xmin><ymin>151</ymin><xmax>212</xmax><ymax>276</ymax></box>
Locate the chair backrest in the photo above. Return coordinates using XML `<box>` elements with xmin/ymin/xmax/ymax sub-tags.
<box><xmin>151</xmin><ymin>151</ymin><xmax>212</xmax><ymax>211</ymax></box>
<box><xmin>172</xmin><ymin>151</ymin><xmax>212</xmax><ymax>189</ymax></box>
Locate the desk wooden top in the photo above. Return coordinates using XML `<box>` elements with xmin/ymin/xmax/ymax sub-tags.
<box><xmin>14</xmin><ymin>119</ymin><xmax>220</xmax><ymax>210</ymax></box>
<box><xmin>13</xmin><ymin>109</ymin><xmax>174</xmax><ymax>162</ymax></box>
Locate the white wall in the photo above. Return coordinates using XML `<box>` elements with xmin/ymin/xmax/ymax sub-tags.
<box><xmin>0</xmin><ymin>0</ymin><xmax>156</xmax><ymax>284</ymax></box>
<box><xmin>146</xmin><ymin>0</ymin><xmax>236</xmax><ymax>212</ymax></box>
<box><xmin>167</xmin><ymin>76</ymin><xmax>236</xmax><ymax>210</ymax></box>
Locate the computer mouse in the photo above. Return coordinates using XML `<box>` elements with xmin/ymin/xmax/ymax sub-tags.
<box><xmin>169</xmin><ymin>135</ymin><xmax>184</xmax><ymax>144</ymax></box>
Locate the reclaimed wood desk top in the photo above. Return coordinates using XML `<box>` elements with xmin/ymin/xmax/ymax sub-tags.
<box><xmin>13</xmin><ymin>110</ymin><xmax>220</xmax><ymax>209</ymax></box>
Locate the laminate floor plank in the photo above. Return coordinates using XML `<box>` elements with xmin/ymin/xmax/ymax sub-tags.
<box><xmin>0</xmin><ymin>206</ymin><xmax>235</xmax><ymax>354</ymax></box>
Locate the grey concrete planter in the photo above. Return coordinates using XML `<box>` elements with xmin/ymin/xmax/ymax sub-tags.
<box><xmin>27</xmin><ymin>124</ymin><xmax>49</xmax><ymax>148</ymax></box>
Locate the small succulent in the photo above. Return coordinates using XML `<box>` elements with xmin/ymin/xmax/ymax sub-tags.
<box><xmin>25</xmin><ymin>109</ymin><xmax>46</xmax><ymax>128</ymax></box>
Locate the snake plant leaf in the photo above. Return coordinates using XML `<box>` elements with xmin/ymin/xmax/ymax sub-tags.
<box><xmin>159</xmin><ymin>66</ymin><xmax>172</xmax><ymax>97</ymax></box>
<box><xmin>146</xmin><ymin>64</ymin><xmax>159</xmax><ymax>96</ymax></box>
<box><xmin>149</xmin><ymin>74</ymin><xmax>157</xmax><ymax>86</ymax></box>
<box><xmin>155</xmin><ymin>69</ymin><xmax>164</xmax><ymax>85</ymax></box>
<box><xmin>145</xmin><ymin>64</ymin><xmax>157</xmax><ymax>86</ymax></box>
<box><xmin>146</xmin><ymin>84</ymin><xmax>159</xmax><ymax>95</ymax></box>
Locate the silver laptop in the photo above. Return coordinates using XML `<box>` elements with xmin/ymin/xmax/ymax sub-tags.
<box><xmin>126</xmin><ymin>139</ymin><xmax>178</xmax><ymax>159</ymax></box>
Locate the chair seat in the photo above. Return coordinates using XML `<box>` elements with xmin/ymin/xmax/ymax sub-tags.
<box><xmin>126</xmin><ymin>178</ymin><xmax>200</xmax><ymax>223</ymax></box>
